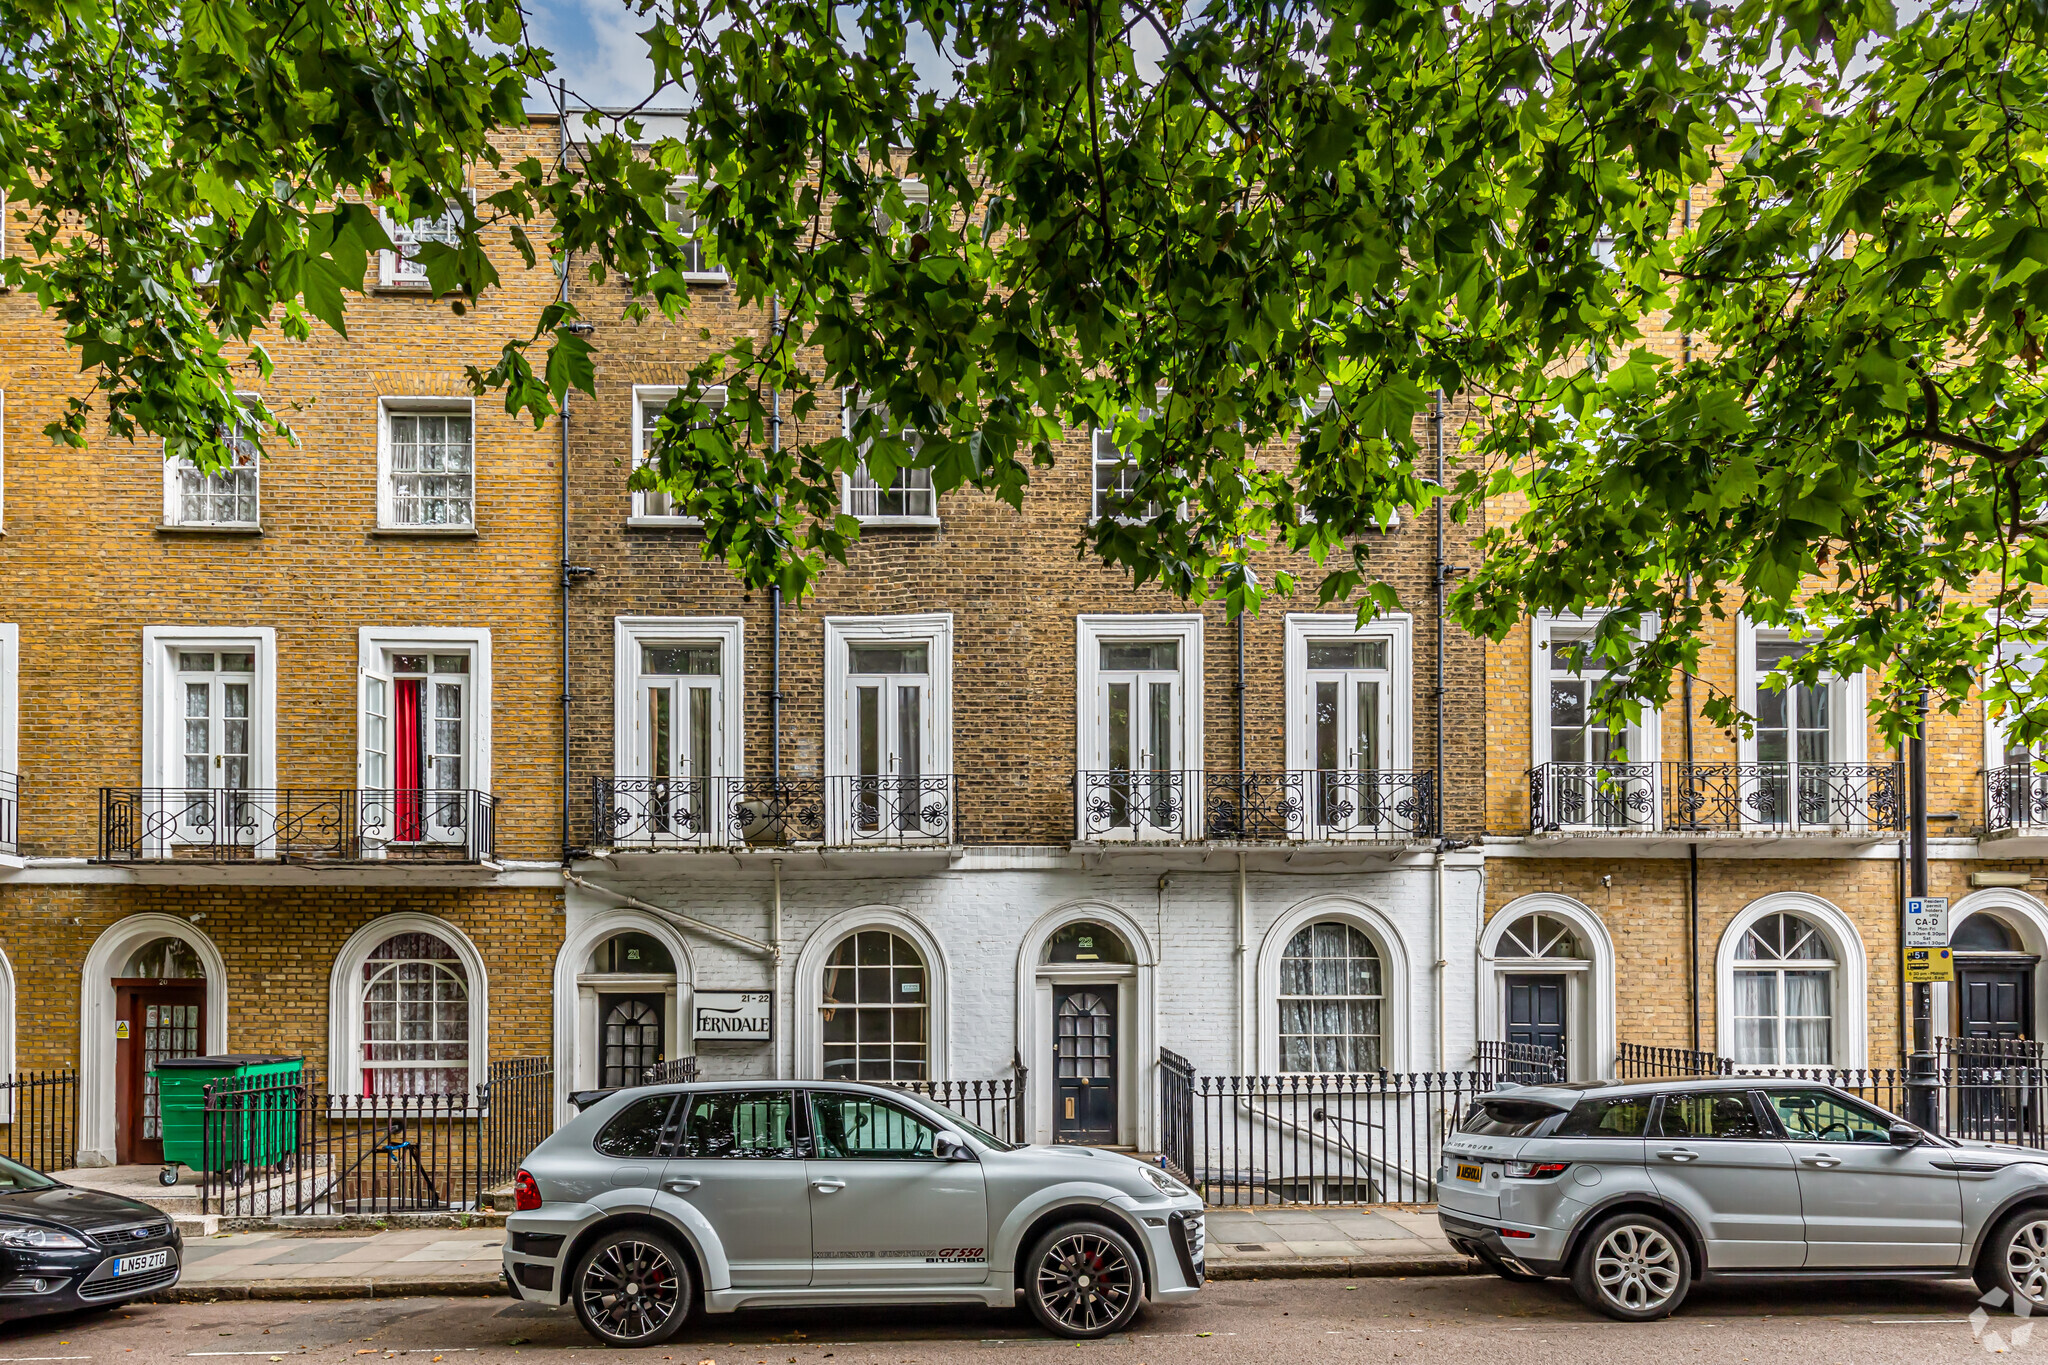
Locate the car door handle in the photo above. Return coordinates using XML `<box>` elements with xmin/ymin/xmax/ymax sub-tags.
<box><xmin>811</xmin><ymin>1178</ymin><xmax>846</xmax><ymax>1193</ymax></box>
<box><xmin>1800</xmin><ymin>1155</ymin><xmax>1843</xmax><ymax>1168</ymax></box>
<box><xmin>662</xmin><ymin>1179</ymin><xmax>701</xmax><ymax>1194</ymax></box>
<box><xmin>1654</xmin><ymin>1148</ymin><xmax>1699</xmax><ymax>1162</ymax></box>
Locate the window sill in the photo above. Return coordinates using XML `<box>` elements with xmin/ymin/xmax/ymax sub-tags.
<box><xmin>369</xmin><ymin>525</ymin><xmax>480</xmax><ymax>538</ymax></box>
<box><xmin>681</xmin><ymin>272</ymin><xmax>729</xmax><ymax>285</ymax></box>
<box><xmin>157</xmin><ymin>522</ymin><xmax>262</xmax><ymax>536</ymax></box>
<box><xmin>627</xmin><ymin>515</ymin><xmax>704</xmax><ymax>529</ymax></box>
<box><xmin>369</xmin><ymin>283</ymin><xmax>455</xmax><ymax>298</ymax></box>
<box><xmin>852</xmin><ymin>516</ymin><xmax>942</xmax><ymax>530</ymax></box>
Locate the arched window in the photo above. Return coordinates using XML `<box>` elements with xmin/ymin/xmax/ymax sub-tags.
<box><xmin>361</xmin><ymin>931</ymin><xmax>471</xmax><ymax>1096</ymax></box>
<box><xmin>124</xmin><ymin>937</ymin><xmax>204</xmax><ymax>978</ymax></box>
<box><xmin>1045</xmin><ymin>921</ymin><xmax>1133</xmax><ymax>965</ymax></box>
<box><xmin>1278</xmin><ymin>922</ymin><xmax>1383</xmax><ymax>1072</ymax></box>
<box><xmin>1953</xmin><ymin>915</ymin><xmax>2024</xmax><ymax>954</ymax></box>
<box><xmin>819</xmin><ymin>930</ymin><xmax>927</xmax><ymax>1081</ymax></box>
<box><xmin>1731</xmin><ymin>912</ymin><xmax>1836</xmax><ymax>1065</ymax></box>
<box><xmin>589</xmin><ymin>931</ymin><xmax>676</xmax><ymax>975</ymax></box>
<box><xmin>1494</xmin><ymin>913</ymin><xmax>1585</xmax><ymax>960</ymax></box>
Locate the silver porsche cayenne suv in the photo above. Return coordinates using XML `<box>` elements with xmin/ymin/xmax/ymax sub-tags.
<box><xmin>1440</xmin><ymin>1076</ymin><xmax>2048</xmax><ymax>1320</ymax></box>
<box><xmin>503</xmin><ymin>1080</ymin><xmax>1206</xmax><ymax>1345</ymax></box>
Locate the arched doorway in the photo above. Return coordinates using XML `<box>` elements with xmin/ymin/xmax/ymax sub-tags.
<box><xmin>1478</xmin><ymin>895</ymin><xmax>1616</xmax><ymax>1081</ymax></box>
<box><xmin>578</xmin><ymin>928</ymin><xmax>685</xmax><ymax>1091</ymax></box>
<box><xmin>1018</xmin><ymin>913</ymin><xmax>1151</xmax><ymax>1148</ymax></box>
<box><xmin>79</xmin><ymin>915</ymin><xmax>228</xmax><ymax>1167</ymax></box>
<box><xmin>1948</xmin><ymin>902</ymin><xmax>2047</xmax><ymax>1045</ymax></box>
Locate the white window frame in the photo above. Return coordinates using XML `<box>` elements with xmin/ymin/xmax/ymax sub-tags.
<box><xmin>823</xmin><ymin>614</ymin><xmax>954</xmax><ymax>843</ymax></box>
<box><xmin>841</xmin><ymin>392</ymin><xmax>938</xmax><ymax>527</ymax></box>
<box><xmin>377</xmin><ymin>195</ymin><xmax>469</xmax><ymax>289</ymax></box>
<box><xmin>0</xmin><ymin>946</ymin><xmax>14</xmax><ymax>1117</ymax></box>
<box><xmin>356</xmin><ymin>625</ymin><xmax>494</xmax><ymax>803</ymax></box>
<box><xmin>1714</xmin><ymin>892</ymin><xmax>1867</xmax><ymax>1069</ymax></box>
<box><xmin>612</xmin><ymin>616</ymin><xmax>746</xmax><ymax>846</ymax></box>
<box><xmin>1284</xmin><ymin>613</ymin><xmax>1414</xmax><ymax>839</ymax></box>
<box><xmin>795</xmin><ymin>906</ymin><xmax>950</xmax><ymax>1082</ymax></box>
<box><xmin>665</xmin><ymin>179</ymin><xmax>729</xmax><ymax>283</ymax></box>
<box><xmin>1091</xmin><ymin>423</ymin><xmax>1160</xmax><ymax>524</ymax></box>
<box><xmin>1255</xmin><ymin>897</ymin><xmax>1410</xmax><ymax>1075</ymax></box>
<box><xmin>1736</xmin><ymin>616</ymin><xmax>1868</xmax><ymax>828</ymax></box>
<box><xmin>138</xmin><ymin>626</ymin><xmax>279</xmax><ymax>852</ymax></box>
<box><xmin>1075</xmin><ymin>614</ymin><xmax>1205</xmax><ymax>840</ymax></box>
<box><xmin>0</xmin><ymin>389</ymin><xmax>7</xmax><ymax>533</ymax></box>
<box><xmin>1982</xmin><ymin>615</ymin><xmax>2048</xmax><ymax>768</ymax></box>
<box><xmin>162</xmin><ymin>392</ymin><xmax>261</xmax><ymax>529</ymax></box>
<box><xmin>629</xmin><ymin>385</ymin><xmax>718</xmax><ymax>527</ymax></box>
<box><xmin>0</xmin><ymin>621</ymin><xmax>15</xmax><ymax>779</ymax></box>
<box><xmin>1529</xmin><ymin>610</ymin><xmax>1663</xmax><ymax>830</ymax></box>
<box><xmin>377</xmin><ymin>396</ymin><xmax>477</xmax><ymax>532</ymax></box>
<box><xmin>327</xmin><ymin>912</ymin><xmax>489</xmax><ymax>1098</ymax></box>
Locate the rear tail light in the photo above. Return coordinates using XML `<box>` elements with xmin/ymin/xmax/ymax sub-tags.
<box><xmin>1504</xmin><ymin>1160</ymin><xmax>1570</xmax><ymax>1179</ymax></box>
<box><xmin>513</xmin><ymin>1169</ymin><xmax>542</xmax><ymax>1211</ymax></box>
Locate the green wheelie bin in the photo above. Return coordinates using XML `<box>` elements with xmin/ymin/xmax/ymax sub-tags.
<box><xmin>152</xmin><ymin>1055</ymin><xmax>304</xmax><ymax>1187</ymax></box>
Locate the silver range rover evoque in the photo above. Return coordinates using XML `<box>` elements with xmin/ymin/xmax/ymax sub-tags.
<box><xmin>1440</xmin><ymin>1076</ymin><xmax>2048</xmax><ymax>1321</ymax></box>
<box><xmin>503</xmin><ymin>1081</ymin><xmax>1206</xmax><ymax>1345</ymax></box>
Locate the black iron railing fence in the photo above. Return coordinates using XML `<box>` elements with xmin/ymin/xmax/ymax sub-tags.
<box><xmin>1075</xmin><ymin>770</ymin><xmax>1435</xmax><ymax>843</ymax></box>
<box><xmin>1985</xmin><ymin>764</ymin><xmax>2048</xmax><ymax>832</ymax></box>
<box><xmin>1474</xmin><ymin>1040</ymin><xmax>1567</xmax><ymax>1083</ymax></box>
<box><xmin>1938</xmin><ymin>1036</ymin><xmax>2048</xmax><ymax>1146</ymax></box>
<box><xmin>1529</xmin><ymin>761</ymin><xmax>1905</xmax><ymax>834</ymax></box>
<box><xmin>596</xmin><ymin>775</ymin><xmax>955</xmax><ymax>849</ymax></box>
<box><xmin>639</xmin><ymin>1057</ymin><xmax>702</xmax><ymax>1085</ymax></box>
<box><xmin>0</xmin><ymin>770</ymin><xmax>17</xmax><ymax>858</ymax></box>
<box><xmin>0</xmin><ymin>1070</ymin><xmax>78</xmax><ymax>1172</ymax></box>
<box><xmin>1157</xmin><ymin>1061</ymin><xmax>1521</xmax><ymax>1206</ymax></box>
<box><xmin>199</xmin><ymin>1057</ymin><xmax>551</xmax><ymax>1216</ymax></box>
<box><xmin>99</xmin><ymin>788</ymin><xmax>497</xmax><ymax>863</ymax></box>
<box><xmin>886</xmin><ymin>1076</ymin><xmax>1025</xmax><ymax>1145</ymax></box>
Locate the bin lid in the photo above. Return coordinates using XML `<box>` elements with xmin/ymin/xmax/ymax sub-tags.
<box><xmin>152</xmin><ymin>1054</ymin><xmax>303</xmax><ymax>1069</ymax></box>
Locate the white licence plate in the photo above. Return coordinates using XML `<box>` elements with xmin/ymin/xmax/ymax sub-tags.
<box><xmin>114</xmin><ymin>1249</ymin><xmax>170</xmax><ymax>1277</ymax></box>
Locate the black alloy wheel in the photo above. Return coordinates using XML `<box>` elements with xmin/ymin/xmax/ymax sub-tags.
<box><xmin>572</xmin><ymin>1228</ymin><xmax>692</xmax><ymax>1347</ymax></box>
<box><xmin>1024</xmin><ymin>1221</ymin><xmax>1143</xmax><ymax>1339</ymax></box>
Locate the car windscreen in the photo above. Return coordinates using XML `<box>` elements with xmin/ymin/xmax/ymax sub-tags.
<box><xmin>1459</xmin><ymin>1097</ymin><xmax>1567</xmax><ymax>1137</ymax></box>
<box><xmin>0</xmin><ymin>1155</ymin><xmax>58</xmax><ymax>1193</ymax></box>
<box><xmin>920</xmin><ymin>1101</ymin><xmax>1020</xmax><ymax>1152</ymax></box>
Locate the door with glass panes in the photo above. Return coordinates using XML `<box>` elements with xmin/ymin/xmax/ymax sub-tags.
<box><xmin>1092</xmin><ymin>640</ymin><xmax>1182</xmax><ymax>838</ymax></box>
<box><xmin>1544</xmin><ymin>631</ymin><xmax>1652</xmax><ymax>829</ymax></box>
<box><xmin>1302</xmin><ymin>639</ymin><xmax>1392</xmax><ymax>837</ymax></box>
<box><xmin>1751</xmin><ymin>638</ymin><xmax>1837</xmax><ymax>828</ymax></box>
<box><xmin>840</xmin><ymin>642</ymin><xmax>937</xmax><ymax>841</ymax></box>
<box><xmin>173</xmin><ymin>650</ymin><xmax>255</xmax><ymax>843</ymax></box>
<box><xmin>363</xmin><ymin>652</ymin><xmax>469</xmax><ymax>845</ymax></box>
<box><xmin>634</xmin><ymin>643</ymin><xmax>723</xmax><ymax>842</ymax></box>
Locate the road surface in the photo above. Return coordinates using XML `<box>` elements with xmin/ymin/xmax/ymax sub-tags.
<box><xmin>0</xmin><ymin>1275</ymin><xmax>2028</xmax><ymax>1363</ymax></box>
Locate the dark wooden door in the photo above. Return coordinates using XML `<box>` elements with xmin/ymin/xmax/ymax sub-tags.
<box><xmin>1053</xmin><ymin>988</ymin><xmax>1117</xmax><ymax>1144</ymax></box>
<box><xmin>598</xmin><ymin>993</ymin><xmax>666</xmax><ymax>1089</ymax></box>
<box><xmin>115</xmin><ymin>980</ymin><xmax>205</xmax><ymax>1165</ymax></box>
<box><xmin>1504</xmin><ymin>974</ymin><xmax>1568</xmax><ymax>1064</ymax></box>
<box><xmin>1959</xmin><ymin>965</ymin><xmax>2032</xmax><ymax>1041</ymax></box>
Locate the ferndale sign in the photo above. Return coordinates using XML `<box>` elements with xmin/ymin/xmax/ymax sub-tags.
<box><xmin>694</xmin><ymin>991</ymin><xmax>773</xmax><ymax>1041</ymax></box>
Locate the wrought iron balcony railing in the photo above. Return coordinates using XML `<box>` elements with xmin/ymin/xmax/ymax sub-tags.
<box><xmin>1528</xmin><ymin>761</ymin><xmax>1904</xmax><ymax>835</ymax></box>
<box><xmin>99</xmin><ymin>788</ymin><xmax>498</xmax><ymax>863</ymax></box>
<box><xmin>594</xmin><ymin>774</ymin><xmax>955</xmax><ymax>850</ymax></box>
<box><xmin>1074</xmin><ymin>769</ymin><xmax>1435</xmax><ymax>843</ymax></box>
<box><xmin>0</xmin><ymin>770</ymin><xmax>15</xmax><ymax>858</ymax></box>
<box><xmin>1985</xmin><ymin>763</ymin><xmax>2048</xmax><ymax>834</ymax></box>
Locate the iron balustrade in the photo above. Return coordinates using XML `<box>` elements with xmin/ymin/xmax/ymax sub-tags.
<box><xmin>885</xmin><ymin>1077</ymin><xmax>1025</xmax><ymax>1146</ymax></box>
<box><xmin>0</xmin><ymin>1070</ymin><xmax>79</xmax><ymax>1172</ymax></box>
<box><xmin>1158</xmin><ymin>1049</ymin><xmax>1196</xmax><ymax>1184</ymax></box>
<box><xmin>1615</xmin><ymin>1042</ymin><xmax>1907</xmax><ymax>1118</ymax></box>
<box><xmin>1528</xmin><ymin>762</ymin><xmax>1905</xmax><ymax>835</ymax></box>
<box><xmin>594</xmin><ymin>774</ymin><xmax>956</xmax><ymax>849</ymax></box>
<box><xmin>1985</xmin><ymin>763</ymin><xmax>2048</xmax><ymax>833</ymax></box>
<box><xmin>1940</xmin><ymin>1036</ymin><xmax>2048</xmax><ymax>1146</ymax></box>
<box><xmin>0</xmin><ymin>770</ymin><xmax>16</xmax><ymax>858</ymax></box>
<box><xmin>1077</xmin><ymin>770</ymin><xmax>1435</xmax><ymax>843</ymax></box>
<box><xmin>199</xmin><ymin>1058</ymin><xmax>553</xmax><ymax>1217</ymax></box>
<box><xmin>1474</xmin><ymin>1040</ymin><xmax>1567</xmax><ymax>1083</ymax></box>
<box><xmin>98</xmin><ymin>788</ymin><xmax>498</xmax><ymax>863</ymax></box>
<box><xmin>1615</xmin><ymin>1042</ymin><xmax>1733</xmax><ymax>1079</ymax></box>
<box><xmin>639</xmin><ymin>1057</ymin><xmax>702</xmax><ymax>1085</ymax></box>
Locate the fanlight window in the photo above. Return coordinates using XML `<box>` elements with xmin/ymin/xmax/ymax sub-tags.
<box><xmin>1952</xmin><ymin>915</ymin><xmax>2023</xmax><ymax>954</ymax></box>
<box><xmin>1731</xmin><ymin>912</ymin><xmax>1836</xmax><ymax>1066</ymax></box>
<box><xmin>361</xmin><ymin>931</ymin><xmax>470</xmax><ymax>1096</ymax></box>
<box><xmin>1495</xmin><ymin>913</ymin><xmax>1584</xmax><ymax>960</ymax></box>
<box><xmin>1278</xmin><ymin>922</ymin><xmax>1383</xmax><ymax>1073</ymax></box>
<box><xmin>819</xmin><ymin>930</ymin><xmax>928</xmax><ymax>1081</ymax></box>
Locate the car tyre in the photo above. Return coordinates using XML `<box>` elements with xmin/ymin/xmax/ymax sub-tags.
<box><xmin>1023</xmin><ymin>1220</ymin><xmax>1145</xmax><ymax>1339</ymax></box>
<box><xmin>1570</xmin><ymin>1212</ymin><xmax>1690</xmax><ymax>1321</ymax></box>
<box><xmin>1982</xmin><ymin>1207</ymin><xmax>2048</xmax><ymax>1313</ymax></box>
<box><xmin>1474</xmin><ymin>1244</ymin><xmax>1545</xmax><ymax>1283</ymax></box>
<box><xmin>571</xmin><ymin>1227</ymin><xmax>694</xmax><ymax>1348</ymax></box>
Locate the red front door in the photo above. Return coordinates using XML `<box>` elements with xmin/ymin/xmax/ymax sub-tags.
<box><xmin>115</xmin><ymin>980</ymin><xmax>206</xmax><ymax>1165</ymax></box>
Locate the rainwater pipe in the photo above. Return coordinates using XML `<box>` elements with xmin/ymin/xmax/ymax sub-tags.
<box><xmin>1432</xmin><ymin>390</ymin><xmax>1449</xmax><ymax>1070</ymax></box>
<box><xmin>1236</xmin><ymin>615</ymin><xmax>1251</xmax><ymax>1072</ymax></box>
<box><xmin>563</xmin><ymin>871</ymin><xmax>776</xmax><ymax>958</ymax></box>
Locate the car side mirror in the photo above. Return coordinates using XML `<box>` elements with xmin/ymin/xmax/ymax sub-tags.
<box><xmin>1889</xmin><ymin>1122</ymin><xmax>1925</xmax><ymax>1148</ymax></box>
<box><xmin>933</xmin><ymin>1130</ymin><xmax>972</xmax><ymax>1161</ymax></box>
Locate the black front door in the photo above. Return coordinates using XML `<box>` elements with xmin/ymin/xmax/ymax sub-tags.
<box><xmin>598</xmin><ymin>993</ymin><xmax>666</xmax><ymax>1089</ymax></box>
<box><xmin>1959</xmin><ymin>965</ymin><xmax>2032</xmax><ymax>1042</ymax></box>
<box><xmin>1054</xmin><ymin>987</ymin><xmax>1117</xmax><ymax>1144</ymax></box>
<box><xmin>1504</xmin><ymin>974</ymin><xmax>1567</xmax><ymax>1074</ymax></box>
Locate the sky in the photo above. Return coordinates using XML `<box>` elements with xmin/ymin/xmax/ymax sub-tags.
<box><xmin>526</xmin><ymin>0</ymin><xmax>667</xmax><ymax>111</ymax></box>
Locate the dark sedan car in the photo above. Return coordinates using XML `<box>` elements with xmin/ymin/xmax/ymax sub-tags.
<box><xmin>0</xmin><ymin>1155</ymin><xmax>181</xmax><ymax>1321</ymax></box>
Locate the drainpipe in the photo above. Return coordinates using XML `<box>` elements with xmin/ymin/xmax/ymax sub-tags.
<box><xmin>769</xmin><ymin>295</ymin><xmax>784</xmax><ymax>784</ymax></box>
<box><xmin>1433</xmin><ymin>391</ymin><xmax>1449</xmax><ymax>1070</ymax></box>
<box><xmin>1682</xmin><ymin>574</ymin><xmax>1700</xmax><ymax>1053</ymax></box>
<box><xmin>563</xmin><ymin>871</ymin><xmax>776</xmax><ymax>957</ymax></box>
<box><xmin>1236</xmin><ymin>612</ymin><xmax>1246</xmax><ymax>774</ymax></box>
<box><xmin>1236</xmin><ymin>852</ymin><xmax>1251</xmax><ymax>1073</ymax></box>
<box><xmin>558</xmin><ymin>108</ymin><xmax>575</xmax><ymax>863</ymax></box>
<box><xmin>772</xmin><ymin>856</ymin><xmax>787</xmax><ymax>1079</ymax></box>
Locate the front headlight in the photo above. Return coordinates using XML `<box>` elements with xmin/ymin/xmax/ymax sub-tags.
<box><xmin>1141</xmin><ymin>1164</ymin><xmax>1190</xmax><ymax>1197</ymax></box>
<box><xmin>0</xmin><ymin>1224</ymin><xmax>89</xmax><ymax>1250</ymax></box>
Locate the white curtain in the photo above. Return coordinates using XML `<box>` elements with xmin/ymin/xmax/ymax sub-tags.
<box><xmin>1782</xmin><ymin>969</ymin><xmax>1833</xmax><ymax>1065</ymax></box>
<box><xmin>1731</xmin><ymin>970</ymin><xmax>1778</xmax><ymax>1064</ymax></box>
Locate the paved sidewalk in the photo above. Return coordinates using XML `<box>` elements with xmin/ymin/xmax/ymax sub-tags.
<box><xmin>155</xmin><ymin>1207</ymin><xmax>1469</xmax><ymax>1301</ymax></box>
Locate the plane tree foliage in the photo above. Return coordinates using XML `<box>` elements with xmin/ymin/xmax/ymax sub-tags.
<box><xmin>13</xmin><ymin>0</ymin><xmax>2048</xmax><ymax>741</ymax></box>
